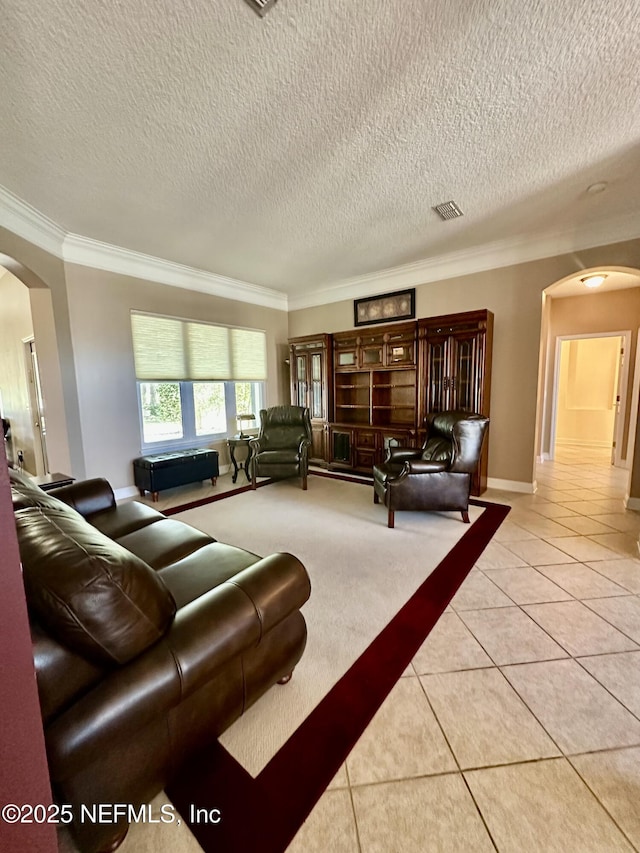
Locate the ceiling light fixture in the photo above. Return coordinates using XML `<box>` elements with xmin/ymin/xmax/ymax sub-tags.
<box><xmin>580</xmin><ymin>274</ymin><xmax>607</xmax><ymax>289</ymax></box>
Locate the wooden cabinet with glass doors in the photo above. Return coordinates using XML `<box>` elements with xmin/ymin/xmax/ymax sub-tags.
<box><xmin>289</xmin><ymin>334</ymin><xmax>332</xmax><ymax>465</ymax></box>
<box><xmin>418</xmin><ymin>310</ymin><xmax>493</xmax><ymax>493</ymax></box>
<box><xmin>290</xmin><ymin>312</ymin><xmax>492</xmax><ymax>490</ymax></box>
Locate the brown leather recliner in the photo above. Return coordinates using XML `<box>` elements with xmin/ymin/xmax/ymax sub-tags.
<box><xmin>9</xmin><ymin>468</ymin><xmax>310</xmax><ymax>853</ymax></box>
<box><xmin>373</xmin><ymin>411</ymin><xmax>489</xmax><ymax>528</ymax></box>
<box><xmin>249</xmin><ymin>405</ymin><xmax>312</xmax><ymax>490</ymax></box>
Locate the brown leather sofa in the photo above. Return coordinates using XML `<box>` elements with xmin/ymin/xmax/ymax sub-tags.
<box><xmin>373</xmin><ymin>411</ymin><xmax>489</xmax><ymax>527</ymax></box>
<box><xmin>10</xmin><ymin>468</ymin><xmax>310</xmax><ymax>852</ymax></box>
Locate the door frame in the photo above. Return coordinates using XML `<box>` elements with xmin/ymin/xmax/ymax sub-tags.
<box><xmin>23</xmin><ymin>337</ymin><xmax>49</xmax><ymax>476</ymax></box>
<box><xmin>549</xmin><ymin>330</ymin><xmax>631</xmax><ymax>468</ymax></box>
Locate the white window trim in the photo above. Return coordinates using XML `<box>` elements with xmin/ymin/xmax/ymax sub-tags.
<box><xmin>137</xmin><ymin>379</ymin><xmax>264</xmax><ymax>454</ymax></box>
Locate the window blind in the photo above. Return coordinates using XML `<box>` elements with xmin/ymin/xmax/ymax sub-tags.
<box><xmin>131</xmin><ymin>312</ymin><xmax>267</xmax><ymax>381</ymax></box>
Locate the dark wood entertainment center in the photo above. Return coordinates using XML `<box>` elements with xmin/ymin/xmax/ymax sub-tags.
<box><xmin>289</xmin><ymin>309</ymin><xmax>493</xmax><ymax>494</ymax></box>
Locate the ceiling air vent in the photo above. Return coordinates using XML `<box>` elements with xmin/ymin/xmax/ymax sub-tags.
<box><xmin>433</xmin><ymin>200</ymin><xmax>464</xmax><ymax>221</ymax></box>
<box><xmin>244</xmin><ymin>0</ymin><xmax>279</xmax><ymax>16</ymax></box>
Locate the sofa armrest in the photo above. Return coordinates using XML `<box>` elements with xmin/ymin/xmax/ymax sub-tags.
<box><xmin>45</xmin><ymin>552</ymin><xmax>310</xmax><ymax>777</ymax></box>
<box><xmin>49</xmin><ymin>477</ymin><xmax>116</xmax><ymax>517</ymax></box>
<box><xmin>228</xmin><ymin>552</ymin><xmax>311</xmax><ymax>637</ymax></box>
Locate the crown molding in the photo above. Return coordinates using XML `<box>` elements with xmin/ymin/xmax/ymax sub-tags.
<box><xmin>0</xmin><ymin>184</ymin><xmax>287</xmax><ymax>310</ymax></box>
<box><xmin>62</xmin><ymin>234</ymin><xmax>288</xmax><ymax>311</ymax></box>
<box><xmin>3</xmin><ymin>183</ymin><xmax>640</xmax><ymax>313</ymax></box>
<box><xmin>287</xmin><ymin>211</ymin><xmax>640</xmax><ymax>310</ymax></box>
<box><xmin>0</xmin><ymin>186</ymin><xmax>65</xmax><ymax>257</ymax></box>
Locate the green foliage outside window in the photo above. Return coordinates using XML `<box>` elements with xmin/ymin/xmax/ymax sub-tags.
<box><xmin>142</xmin><ymin>382</ymin><xmax>181</xmax><ymax>423</ymax></box>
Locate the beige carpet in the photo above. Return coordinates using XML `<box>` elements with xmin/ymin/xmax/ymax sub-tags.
<box><xmin>173</xmin><ymin>474</ymin><xmax>483</xmax><ymax>776</ymax></box>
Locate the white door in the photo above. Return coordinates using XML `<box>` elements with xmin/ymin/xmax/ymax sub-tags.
<box><xmin>24</xmin><ymin>338</ymin><xmax>49</xmax><ymax>475</ymax></box>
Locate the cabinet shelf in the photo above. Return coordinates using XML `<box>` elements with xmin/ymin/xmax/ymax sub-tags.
<box><xmin>373</xmin><ymin>383</ymin><xmax>414</xmax><ymax>389</ymax></box>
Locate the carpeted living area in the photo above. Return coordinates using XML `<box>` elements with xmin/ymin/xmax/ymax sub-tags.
<box><xmin>172</xmin><ymin>474</ymin><xmax>494</xmax><ymax>775</ymax></box>
<box><xmin>58</xmin><ymin>472</ymin><xmax>507</xmax><ymax>853</ymax></box>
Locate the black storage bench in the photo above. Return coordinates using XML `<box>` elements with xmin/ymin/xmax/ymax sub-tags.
<box><xmin>133</xmin><ymin>448</ymin><xmax>219</xmax><ymax>501</ymax></box>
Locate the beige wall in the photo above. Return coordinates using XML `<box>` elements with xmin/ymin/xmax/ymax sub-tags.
<box><xmin>0</xmin><ymin>271</ymin><xmax>36</xmax><ymax>472</ymax></box>
<box><xmin>3</xmin><ymin>225</ymin><xmax>640</xmax><ymax>493</ymax></box>
<box><xmin>289</xmin><ymin>238</ymin><xmax>640</xmax><ymax>487</ymax></box>
<box><xmin>63</xmin><ymin>264</ymin><xmax>290</xmax><ymax>489</ymax></box>
<box><xmin>556</xmin><ymin>337</ymin><xmax>620</xmax><ymax>448</ymax></box>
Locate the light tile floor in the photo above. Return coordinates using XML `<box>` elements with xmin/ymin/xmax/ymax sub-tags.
<box><xmin>288</xmin><ymin>446</ymin><xmax>640</xmax><ymax>852</ymax></box>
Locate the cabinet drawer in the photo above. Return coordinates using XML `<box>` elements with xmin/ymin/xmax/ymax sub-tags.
<box><xmin>354</xmin><ymin>448</ymin><xmax>376</xmax><ymax>469</ymax></box>
<box><xmin>355</xmin><ymin>430</ymin><xmax>377</xmax><ymax>448</ymax></box>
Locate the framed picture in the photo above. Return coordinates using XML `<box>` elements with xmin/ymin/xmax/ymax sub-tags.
<box><xmin>354</xmin><ymin>288</ymin><xmax>416</xmax><ymax>327</ymax></box>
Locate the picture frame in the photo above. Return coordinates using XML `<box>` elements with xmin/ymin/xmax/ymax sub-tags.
<box><xmin>354</xmin><ymin>288</ymin><xmax>416</xmax><ymax>327</ymax></box>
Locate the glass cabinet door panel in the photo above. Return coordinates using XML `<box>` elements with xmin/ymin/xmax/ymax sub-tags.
<box><xmin>310</xmin><ymin>352</ymin><xmax>324</xmax><ymax>418</ymax></box>
<box><xmin>451</xmin><ymin>335</ymin><xmax>478</xmax><ymax>411</ymax></box>
<box><xmin>361</xmin><ymin>346</ymin><xmax>383</xmax><ymax>366</ymax></box>
<box><xmin>426</xmin><ymin>338</ymin><xmax>448</xmax><ymax>412</ymax></box>
<box><xmin>295</xmin><ymin>355</ymin><xmax>307</xmax><ymax>407</ymax></box>
<box><xmin>337</xmin><ymin>350</ymin><xmax>356</xmax><ymax>367</ymax></box>
<box><xmin>387</xmin><ymin>343</ymin><xmax>414</xmax><ymax>364</ymax></box>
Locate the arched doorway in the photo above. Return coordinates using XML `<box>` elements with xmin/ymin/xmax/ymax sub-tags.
<box><xmin>536</xmin><ymin>266</ymin><xmax>640</xmax><ymax>477</ymax></box>
<box><xmin>0</xmin><ymin>254</ymin><xmax>75</xmax><ymax>476</ymax></box>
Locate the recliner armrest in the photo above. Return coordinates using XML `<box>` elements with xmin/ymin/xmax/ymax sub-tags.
<box><xmin>386</xmin><ymin>447</ymin><xmax>421</xmax><ymax>463</ymax></box>
<box><xmin>49</xmin><ymin>478</ymin><xmax>116</xmax><ymax>517</ymax></box>
<box><xmin>403</xmin><ymin>460</ymin><xmax>449</xmax><ymax>474</ymax></box>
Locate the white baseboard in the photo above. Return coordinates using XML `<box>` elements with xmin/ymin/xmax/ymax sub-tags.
<box><xmin>487</xmin><ymin>477</ymin><xmax>535</xmax><ymax>494</ymax></box>
<box><xmin>555</xmin><ymin>439</ymin><xmax>611</xmax><ymax>449</ymax></box>
<box><xmin>114</xmin><ymin>485</ymin><xmax>140</xmax><ymax>501</ymax></box>
<box><xmin>536</xmin><ymin>452</ymin><xmax>551</xmax><ymax>462</ymax></box>
<box><xmin>624</xmin><ymin>495</ymin><xmax>640</xmax><ymax>512</ymax></box>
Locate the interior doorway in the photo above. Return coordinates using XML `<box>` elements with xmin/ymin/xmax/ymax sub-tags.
<box><xmin>23</xmin><ymin>337</ymin><xmax>49</xmax><ymax>475</ymax></box>
<box><xmin>550</xmin><ymin>332</ymin><xmax>630</xmax><ymax>468</ymax></box>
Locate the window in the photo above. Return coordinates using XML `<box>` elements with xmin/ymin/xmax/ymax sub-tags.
<box><xmin>131</xmin><ymin>313</ymin><xmax>266</xmax><ymax>450</ymax></box>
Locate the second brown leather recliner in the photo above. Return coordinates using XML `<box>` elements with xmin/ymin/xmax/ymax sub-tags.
<box><xmin>373</xmin><ymin>411</ymin><xmax>489</xmax><ymax>528</ymax></box>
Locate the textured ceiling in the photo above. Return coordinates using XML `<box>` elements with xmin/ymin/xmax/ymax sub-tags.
<box><xmin>1</xmin><ymin>0</ymin><xmax>640</xmax><ymax>298</ymax></box>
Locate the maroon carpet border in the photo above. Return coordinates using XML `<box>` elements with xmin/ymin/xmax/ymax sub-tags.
<box><xmin>167</xmin><ymin>495</ymin><xmax>510</xmax><ymax>853</ymax></box>
<box><xmin>162</xmin><ymin>477</ymin><xmax>272</xmax><ymax>516</ymax></box>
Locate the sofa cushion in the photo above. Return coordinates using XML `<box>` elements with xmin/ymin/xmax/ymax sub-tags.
<box><xmin>16</xmin><ymin>506</ymin><xmax>176</xmax><ymax>666</ymax></box>
<box><xmin>115</xmin><ymin>519</ymin><xmax>214</xmax><ymax>570</ymax></box>
<box><xmin>88</xmin><ymin>500</ymin><xmax>165</xmax><ymax>539</ymax></box>
<box><xmin>158</xmin><ymin>542</ymin><xmax>262</xmax><ymax>608</ymax></box>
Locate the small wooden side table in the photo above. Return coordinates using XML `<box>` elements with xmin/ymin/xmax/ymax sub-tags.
<box><xmin>228</xmin><ymin>436</ymin><xmax>252</xmax><ymax>483</ymax></box>
<box><xmin>29</xmin><ymin>472</ymin><xmax>75</xmax><ymax>492</ymax></box>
